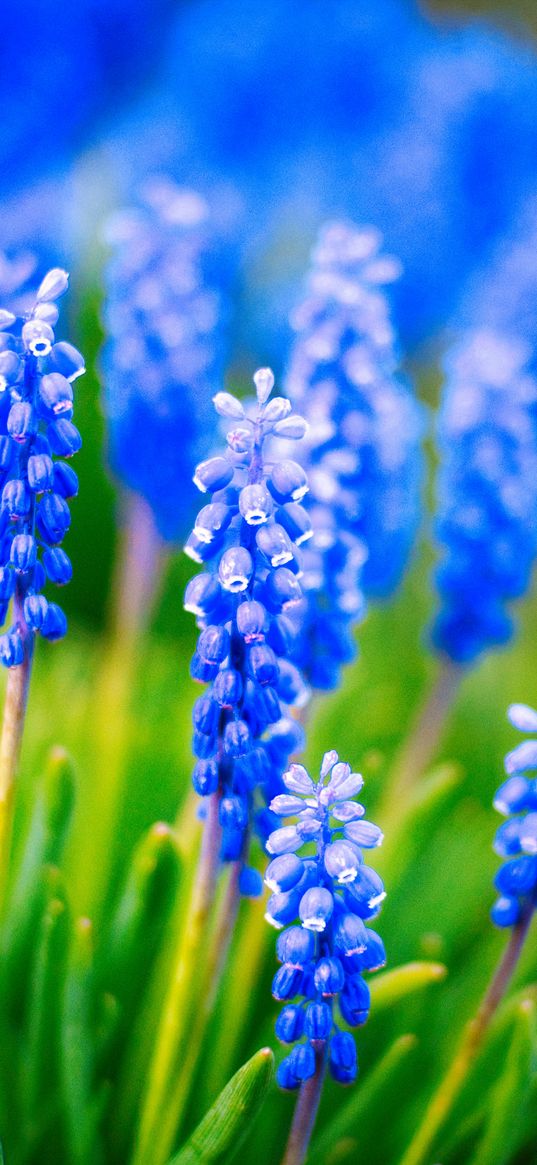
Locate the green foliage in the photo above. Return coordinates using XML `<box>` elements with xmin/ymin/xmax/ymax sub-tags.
<box><xmin>168</xmin><ymin>1048</ymin><xmax>274</xmax><ymax>1165</ymax></box>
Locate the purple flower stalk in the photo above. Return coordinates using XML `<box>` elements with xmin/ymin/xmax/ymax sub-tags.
<box><xmin>185</xmin><ymin>368</ymin><xmax>311</xmax><ymax>888</ymax></box>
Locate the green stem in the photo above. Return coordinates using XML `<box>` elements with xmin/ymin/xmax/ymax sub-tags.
<box><xmin>379</xmin><ymin>659</ymin><xmax>464</xmax><ymax>831</ymax></box>
<box><xmin>281</xmin><ymin>1043</ymin><xmax>327</xmax><ymax>1165</ymax></box>
<box><xmin>75</xmin><ymin>492</ymin><xmax>164</xmax><ymax>916</ymax></box>
<box><xmin>399</xmin><ymin>903</ymin><xmax>534</xmax><ymax>1165</ymax></box>
<box><xmin>0</xmin><ymin>590</ymin><xmax>34</xmax><ymax>912</ymax></box>
<box><xmin>132</xmin><ymin>791</ymin><xmax>222</xmax><ymax>1165</ymax></box>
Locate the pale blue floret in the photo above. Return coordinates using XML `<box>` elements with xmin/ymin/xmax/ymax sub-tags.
<box><xmin>265</xmin><ymin>750</ymin><xmax>385</xmax><ymax>1089</ymax></box>
<box><xmin>102</xmin><ymin>178</ymin><xmax>228</xmax><ymax>542</ymax></box>
<box><xmin>491</xmin><ymin>703</ymin><xmax>537</xmax><ymax>928</ymax></box>
<box><xmin>185</xmin><ymin>368</ymin><xmax>310</xmax><ymax>881</ymax></box>
<box><xmin>0</xmin><ymin>268</ymin><xmax>83</xmax><ymax>667</ymax></box>
<box><xmin>285</xmin><ymin>221</ymin><xmax>423</xmax><ymax>690</ymax></box>
<box><xmin>432</xmin><ymin>331</ymin><xmax>537</xmax><ymax>663</ymax></box>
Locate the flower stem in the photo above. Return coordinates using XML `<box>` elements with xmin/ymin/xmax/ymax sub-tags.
<box><xmin>399</xmin><ymin>903</ymin><xmax>534</xmax><ymax>1165</ymax></box>
<box><xmin>133</xmin><ymin>790</ymin><xmax>222</xmax><ymax>1165</ymax></box>
<box><xmin>0</xmin><ymin>590</ymin><xmax>34</xmax><ymax>912</ymax></box>
<box><xmin>281</xmin><ymin>1043</ymin><xmax>327</xmax><ymax>1165</ymax></box>
<box><xmin>379</xmin><ymin>659</ymin><xmax>464</xmax><ymax>831</ymax></box>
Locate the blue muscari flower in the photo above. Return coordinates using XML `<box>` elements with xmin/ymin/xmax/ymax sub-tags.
<box><xmin>431</xmin><ymin>331</ymin><xmax>537</xmax><ymax>665</ymax></box>
<box><xmin>491</xmin><ymin>703</ymin><xmax>537</xmax><ymax>928</ymax></box>
<box><xmin>102</xmin><ymin>178</ymin><xmax>229</xmax><ymax>542</ymax></box>
<box><xmin>284</xmin><ymin>221</ymin><xmax>423</xmax><ymax>690</ymax></box>
<box><xmin>0</xmin><ymin>268</ymin><xmax>83</xmax><ymax>665</ymax></box>
<box><xmin>265</xmin><ymin>750</ymin><xmax>385</xmax><ymax>1089</ymax></box>
<box><xmin>185</xmin><ymin>368</ymin><xmax>310</xmax><ymax>878</ymax></box>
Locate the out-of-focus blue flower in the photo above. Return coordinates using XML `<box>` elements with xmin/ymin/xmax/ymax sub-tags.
<box><xmin>431</xmin><ymin>330</ymin><xmax>537</xmax><ymax>665</ymax></box>
<box><xmin>491</xmin><ymin>703</ymin><xmax>537</xmax><ymax>928</ymax></box>
<box><xmin>283</xmin><ymin>221</ymin><xmax>423</xmax><ymax>690</ymax></box>
<box><xmin>102</xmin><ymin>179</ymin><xmax>231</xmax><ymax>542</ymax></box>
<box><xmin>185</xmin><ymin>368</ymin><xmax>310</xmax><ymax>878</ymax></box>
<box><xmin>265</xmin><ymin>750</ymin><xmax>385</xmax><ymax>1089</ymax></box>
<box><xmin>0</xmin><ymin>268</ymin><xmax>84</xmax><ymax>667</ymax></box>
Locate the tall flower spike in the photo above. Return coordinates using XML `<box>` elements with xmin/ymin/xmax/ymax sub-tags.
<box><xmin>266</xmin><ymin>750</ymin><xmax>385</xmax><ymax>1089</ymax></box>
<box><xmin>0</xmin><ymin>267</ymin><xmax>83</xmax><ymax>666</ymax></box>
<box><xmin>432</xmin><ymin>330</ymin><xmax>537</xmax><ymax>664</ymax></box>
<box><xmin>185</xmin><ymin>368</ymin><xmax>310</xmax><ymax>887</ymax></box>
<box><xmin>102</xmin><ymin>177</ymin><xmax>229</xmax><ymax>542</ymax></box>
<box><xmin>491</xmin><ymin>703</ymin><xmax>537</xmax><ymax>928</ymax></box>
<box><xmin>285</xmin><ymin>221</ymin><xmax>423</xmax><ymax>690</ymax></box>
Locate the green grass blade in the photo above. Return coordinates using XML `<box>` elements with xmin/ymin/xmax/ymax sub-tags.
<box><xmin>168</xmin><ymin>1048</ymin><xmax>274</xmax><ymax>1165</ymax></box>
<box><xmin>370</xmin><ymin>961</ymin><xmax>447</xmax><ymax>1010</ymax></box>
<box><xmin>60</xmin><ymin>916</ymin><xmax>103</xmax><ymax>1165</ymax></box>
<box><xmin>468</xmin><ymin>995</ymin><xmax>536</xmax><ymax>1165</ymax></box>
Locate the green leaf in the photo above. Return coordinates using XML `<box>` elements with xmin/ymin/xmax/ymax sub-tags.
<box><xmin>309</xmin><ymin>1034</ymin><xmax>418</xmax><ymax>1164</ymax></box>
<box><xmin>60</xmin><ymin>916</ymin><xmax>104</xmax><ymax>1165</ymax></box>
<box><xmin>168</xmin><ymin>1048</ymin><xmax>274</xmax><ymax>1165</ymax></box>
<box><xmin>370</xmin><ymin>961</ymin><xmax>447</xmax><ymax>1010</ymax></box>
<box><xmin>376</xmin><ymin>762</ymin><xmax>462</xmax><ymax>880</ymax></box>
<box><xmin>468</xmin><ymin>995</ymin><xmax>536</xmax><ymax>1165</ymax></box>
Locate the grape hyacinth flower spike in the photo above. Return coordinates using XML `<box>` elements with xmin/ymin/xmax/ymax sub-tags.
<box><xmin>265</xmin><ymin>750</ymin><xmax>385</xmax><ymax>1096</ymax></box>
<box><xmin>185</xmin><ymin>367</ymin><xmax>311</xmax><ymax>888</ymax></box>
<box><xmin>285</xmin><ymin>221</ymin><xmax>423</xmax><ymax>691</ymax></box>
<box><xmin>0</xmin><ymin>266</ymin><xmax>83</xmax><ymax>666</ymax></box>
<box><xmin>491</xmin><ymin>702</ymin><xmax>537</xmax><ymax>928</ymax></box>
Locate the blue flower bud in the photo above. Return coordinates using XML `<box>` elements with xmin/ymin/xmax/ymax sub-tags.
<box><xmin>0</xmin><ymin>628</ymin><xmax>24</xmax><ymax>667</ymax></box>
<box><xmin>493</xmin><ymin>775</ymin><xmax>532</xmax><ymax>815</ymax></box>
<box><xmin>494</xmin><ymin>819</ymin><xmax>524</xmax><ymax>858</ymax></box>
<box><xmin>21</xmin><ymin>320</ymin><xmax>54</xmax><ymax>357</ymax></box>
<box><xmin>192</xmin><ymin>758</ymin><xmax>219</xmax><ymax>796</ymax></box>
<box><xmin>289</xmin><ymin>1042</ymin><xmax>316</xmax><ymax>1082</ymax></box>
<box><xmin>275</xmin><ymin>1005</ymin><xmax>304</xmax><ymax>1044</ymax></box>
<box><xmin>48</xmin><ymin>341</ymin><xmax>85</xmax><ymax>381</ymax></box>
<box><xmin>194</xmin><ymin>502</ymin><xmax>233</xmax><ymax>544</ymax></box>
<box><xmin>329</xmin><ymin>1031</ymin><xmax>357</xmax><ymax>1084</ymax></box>
<box><xmin>8</xmin><ymin>402</ymin><xmax>37</xmax><ymax>443</ymax></box>
<box><xmin>236</xmin><ymin>599</ymin><xmax>266</xmax><ymax>641</ymax></box>
<box><xmin>47</xmin><ymin>419</ymin><xmax>82</xmax><ymax>457</ymax></box>
<box><xmin>219</xmin><ymin>546</ymin><xmax>253</xmax><ymax>592</ymax></box>
<box><xmin>238</xmin><ymin>867</ymin><xmax>263</xmax><ymax>897</ymax></box>
<box><xmin>40</xmin><ymin>602</ymin><xmax>67</xmax><ymax>642</ymax></box>
<box><xmin>197</xmin><ymin>625</ymin><xmax>230</xmax><ymax>665</ymax></box>
<box><xmin>223</xmin><ymin>719</ymin><xmax>251</xmax><ymax>758</ymax></box>
<box><xmin>299</xmin><ymin>886</ymin><xmax>334</xmax><ymax>932</ymax></box>
<box><xmin>276</xmin><ymin>926</ymin><xmax>315</xmax><ymax>966</ymax></box>
<box><xmin>213</xmin><ymin>668</ymin><xmax>243</xmax><ymax>707</ymax></box>
<box><xmin>0</xmin><ymin>437</ymin><xmax>12</xmax><ymax>471</ymax></box>
<box><xmin>265</xmin><ymin>854</ymin><xmax>304</xmax><ymax>894</ymax></box>
<box><xmin>27</xmin><ymin>453</ymin><xmax>54</xmax><ymax>492</ymax></box>
<box><xmin>0</xmin><ymin>567</ymin><xmax>14</xmax><ymax>602</ymax></box>
<box><xmin>53</xmin><ymin>462</ymin><xmax>79</xmax><ymax>499</ymax></box>
<box><xmin>220</xmin><ymin>826</ymin><xmax>243</xmax><ymax>862</ymax></box>
<box><xmin>269</xmin><ymin>460</ymin><xmax>308</xmax><ymax>503</ymax></box>
<box><xmin>508</xmin><ymin>704</ymin><xmax>537</xmax><ymax>733</ymax></box>
<box><xmin>264</xmin><ymin>566</ymin><xmax>302</xmax><ymax>610</ymax></box>
<box><xmin>193</xmin><ymin>456</ymin><xmax>233</xmax><ymax>494</ymax></box>
<box><xmin>219</xmin><ymin>795</ymin><xmax>248</xmax><ymax>831</ymax></box>
<box><xmin>184</xmin><ymin>573</ymin><xmax>221</xmax><ymax>618</ymax></box>
<box><xmin>324</xmin><ymin>840</ymin><xmax>363</xmax><ymax>884</ymax></box>
<box><xmin>273</xmin><ymin>415</ymin><xmax>308</xmax><ymax>440</ymax></box>
<box><xmin>256</xmin><ymin>523</ymin><xmax>294</xmax><ymax>567</ymax></box>
<box><xmin>342</xmin><ymin>974</ymin><xmax>370</xmax><ymax>1014</ymax></box>
<box><xmin>505</xmin><ymin>741</ymin><xmax>537</xmax><ymax>776</ymax></box>
<box><xmin>36</xmin><ymin>493</ymin><xmax>70</xmax><ymax>544</ymax></box>
<box><xmin>266</xmin><ymin>826</ymin><xmax>303</xmax><ymax>857</ymax></box>
<box><xmin>272</xmin><ymin>963</ymin><xmax>305</xmax><ymax>1001</ymax></box>
<box><xmin>270</xmin><ymin>794</ymin><xmax>307</xmax><ymax>817</ymax></box>
<box><xmin>36</xmin><ymin>268</ymin><xmax>69</xmax><ymax>303</ymax></box>
<box><xmin>42</xmin><ymin>547</ymin><xmax>72</xmax><ymax>585</ymax></box>
<box><xmin>23</xmin><ymin>594</ymin><xmax>49</xmax><ymax>631</ymax></box>
<box><xmin>358</xmin><ymin>929</ymin><xmax>387</xmax><ymax>972</ymax></box>
<box><xmin>333</xmin><ymin>912</ymin><xmax>368</xmax><ymax>958</ymax></box>
<box><xmin>253</xmin><ymin>368</ymin><xmax>274</xmax><ymax>405</ymax></box>
<box><xmin>276</xmin><ymin>1057</ymin><xmax>300</xmax><ymax>1091</ymax></box>
<box><xmin>265</xmin><ymin>887</ymin><xmax>302</xmax><ymax>929</ymax></box>
<box><xmin>345</xmin><ymin>867</ymin><xmax>386</xmax><ymax>917</ymax></box>
<box><xmin>314</xmin><ymin>956</ymin><xmax>345</xmax><ymax>996</ymax></box>
<box><xmin>343</xmin><ymin>820</ymin><xmax>384</xmax><ymax>848</ymax></box>
<box><xmin>192</xmin><ymin>729</ymin><xmax>217</xmax><ymax>759</ymax></box>
<box><xmin>239</xmin><ymin>483</ymin><xmax>272</xmax><ymax>525</ymax></box>
<box><xmin>0</xmin><ymin>350</ymin><xmax>21</xmax><ymax>383</ymax></box>
<box><xmin>248</xmin><ymin>643</ymin><xmax>279</xmax><ymax>686</ymax></box>
<box><xmin>193</xmin><ymin>694</ymin><xmax>219</xmax><ymax>736</ymax></box>
<box><xmin>2</xmin><ymin>479</ymin><xmax>31</xmax><ymax>519</ymax></box>
<box><xmin>10</xmin><ymin>533</ymin><xmax>37</xmax><ymax>572</ymax></box>
<box><xmin>491</xmin><ymin>895</ymin><xmax>521</xmax><ymax>928</ymax></box>
<box><xmin>495</xmin><ymin>855</ymin><xmax>537</xmax><ymax>898</ymax></box>
<box><xmin>282</xmin><ymin>763</ymin><xmax>315</xmax><ymax>795</ymax></box>
<box><xmin>212</xmin><ymin>392</ymin><xmax>245</xmax><ymax>420</ymax></box>
<box><xmin>304</xmin><ymin>1002</ymin><xmax>332</xmax><ymax>1040</ymax></box>
<box><xmin>38</xmin><ymin>373</ymin><xmax>73</xmax><ymax>418</ymax></box>
<box><xmin>276</xmin><ymin>503</ymin><xmax>313</xmax><ymax>546</ymax></box>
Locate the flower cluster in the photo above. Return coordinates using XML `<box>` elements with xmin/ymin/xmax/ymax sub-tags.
<box><xmin>265</xmin><ymin>750</ymin><xmax>385</xmax><ymax>1089</ymax></box>
<box><xmin>432</xmin><ymin>330</ymin><xmax>537</xmax><ymax>664</ymax></box>
<box><xmin>491</xmin><ymin>703</ymin><xmax>537</xmax><ymax>928</ymax></box>
<box><xmin>102</xmin><ymin>178</ymin><xmax>228</xmax><ymax>542</ymax></box>
<box><xmin>0</xmin><ymin>269</ymin><xmax>83</xmax><ymax>667</ymax></box>
<box><xmin>185</xmin><ymin>368</ymin><xmax>311</xmax><ymax>885</ymax></box>
<box><xmin>284</xmin><ymin>220</ymin><xmax>423</xmax><ymax>689</ymax></box>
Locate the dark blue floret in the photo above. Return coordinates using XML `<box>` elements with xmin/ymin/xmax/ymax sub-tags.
<box><xmin>266</xmin><ymin>751</ymin><xmax>385</xmax><ymax>1088</ymax></box>
<box><xmin>0</xmin><ymin>268</ymin><xmax>83</xmax><ymax>666</ymax></box>
<box><xmin>491</xmin><ymin>703</ymin><xmax>537</xmax><ymax>928</ymax></box>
